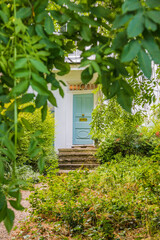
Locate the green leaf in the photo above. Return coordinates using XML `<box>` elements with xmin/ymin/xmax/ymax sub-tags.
<box><xmin>146</xmin><ymin>0</ymin><xmax>160</xmax><ymax>8</ymax></box>
<box><xmin>59</xmin><ymin>80</ymin><xmax>66</xmax><ymax>86</ymax></box>
<box><xmin>32</xmin><ymin>73</ymin><xmax>47</xmax><ymax>87</ymax></box>
<box><xmin>119</xmin><ymin>79</ymin><xmax>135</xmax><ymax>96</ymax></box>
<box><xmin>38</xmin><ymin>156</ymin><xmax>45</xmax><ymax>173</ymax></box>
<box><xmin>108</xmin><ymin>80</ymin><xmax>120</xmax><ymax>99</ymax></box>
<box><xmin>18</xmin><ymin>93</ymin><xmax>35</xmax><ymax>105</ymax></box>
<box><xmin>91</xmin><ymin>61</ymin><xmax>101</xmax><ymax>75</ymax></box>
<box><xmin>112</xmin><ymin>31</ymin><xmax>128</xmax><ymax>50</ymax></box>
<box><xmin>41</xmin><ymin>102</ymin><xmax>47</xmax><ymax>122</ymax></box>
<box><xmin>101</xmin><ymin>71</ymin><xmax>111</xmax><ymax>96</ymax></box>
<box><xmin>0</xmin><ymin>31</ymin><xmax>9</xmax><ymax>44</ymax></box>
<box><xmin>81</xmin><ymin>67</ymin><xmax>93</xmax><ymax>84</ymax></box>
<box><xmin>21</xmin><ymin>105</ymin><xmax>35</xmax><ymax>113</ymax></box>
<box><xmin>31</xmin><ymin>73</ymin><xmax>48</xmax><ymax>95</ymax></box>
<box><xmin>108</xmin><ymin>58</ymin><xmax>129</xmax><ymax>77</ymax></box>
<box><xmin>59</xmin><ymin>86</ymin><xmax>64</xmax><ymax>98</ymax></box>
<box><xmin>34</xmin><ymin>0</ymin><xmax>48</xmax><ymax>14</ymax></box>
<box><xmin>4</xmin><ymin>209</ymin><xmax>15</xmax><ymax>233</ymax></box>
<box><xmin>1</xmin><ymin>3</ymin><xmax>10</xmax><ymax>18</ymax></box>
<box><xmin>144</xmin><ymin>17</ymin><xmax>157</xmax><ymax>31</ymax></box>
<box><xmin>67</xmin><ymin>20</ymin><xmax>80</xmax><ymax>35</ymax></box>
<box><xmin>54</xmin><ymin>60</ymin><xmax>70</xmax><ymax>76</ymax></box>
<box><xmin>14</xmin><ymin>58</ymin><xmax>27</xmax><ymax>70</ymax></box>
<box><xmin>17</xmin><ymin>7</ymin><xmax>32</xmax><ymax>19</ymax></box>
<box><xmin>127</xmin><ymin>13</ymin><xmax>144</xmax><ymax>38</ymax></box>
<box><xmin>137</xmin><ymin>48</ymin><xmax>152</xmax><ymax>79</ymax></box>
<box><xmin>37</xmin><ymin>51</ymin><xmax>50</xmax><ymax>57</ymax></box>
<box><xmin>112</xmin><ymin>14</ymin><xmax>133</xmax><ymax>28</ymax></box>
<box><xmin>91</xmin><ymin>6</ymin><xmax>110</xmax><ymax>20</ymax></box>
<box><xmin>8</xmin><ymin>188</ymin><xmax>20</xmax><ymax>199</ymax></box>
<box><xmin>30</xmin><ymin>80</ymin><xmax>49</xmax><ymax>96</ymax></box>
<box><xmin>59</xmin><ymin>0</ymin><xmax>84</xmax><ymax>13</ymax></box>
<box><xmin>80</xmin><ymin>25</ymin><xmax>92</xmax><ymax>42</ymax></box>
<box><xmin>146</xmin><ymin>11</ymin><xmax>160</xmax><ymax>24</ymax></box>
<box><xmin>82</xmin><ymin>50</ymin><xmax>95</xmax><ymax>58</ymax></box>
<box><xmin>3</xmin><ymin>138</ymin><xmax>16</xmax><ymax>159</ymax></box>
<box><xmin>50</xmin><ymin>10</ymin><xmax>63</xmax><ymax>22</ymax></box>
<box><xmin>28</xmin><ymin>139</ymin><xmax>38</xmax><ymax>154</ymax></box>
<box><xmin>0</xmin><ymin>191</ymin><xmax>6</xmax><ymax>212</ymax></box>
<box><xmin>1</xmin><ymin>76</ymin><xmax>14</xmax><ymax>88</ymax></box>
<box><xmin>0</xmin><ymin>159</ymin><xmax>4</xmax><ymax>181</ymax></box>
<box><xmin>48</xmin><ymin>92</ymin><xmax>57</xmax><ymax>106</ymax></box>
<box><xmin>44</xmin><ymin>15</ymin><xmax>54</xmax><ymax>34</ymax></box>
<box><xmin>0</xmin><ymin>202</ymin><xmax>7</xmax><ymax>222</ymax></box>
<box><xmin>36</xmin><ymin>11</ymin><xmax>48</xmax><ymax>23</ymax></box>
<box><xmin>0</xmin><ymin>10</ymin><xmax>8</xmax><ymax>23</ymax></box>
<box><xmin>1</xmin><ymin>149</ymin><xmax>15</xmax><ymax>160</ymax></box>
<box><xmin>142</xmin><ymin>33</ymin><xmax>160</xmax><ymax>64</ymax></box>
<box><xmin>35</xmin><ymin>24</ymin><xmax>47</xmax><ymax>38</ymax></box>
<box><xmin>30</xmin><ymin>148</ymin><xmax>41</xmax><ymax>158</ymax></box>
<box><xmin>30</xmin><ymin>59</ymin><xmax>49</xmax><ymax>74</ymax></box>
<box><xmin>121</xmin><ymin>40</ymin><xmax>141</xmax><ymax>62</ymax></box>
<box><xmin>21</xmin><ymin>118</ymin><xmax>31</xmax><ymax>130</ymax></box>
<box><xmin>36</xmin><ymin>95</ymin><xmax>48</xmax><ymax>108</ymax></box>
<box><xmin>117</xmin><ymin>89</ymin><xmax>132</xmax><ymax>112</ymax></box>
<box><xmin>9</xmin><ymin>201</ymin><xmax>24</xmax><ymax>211</ymax></box>
<box><xmin>12</xmin><ymin>81</ymin><xmax>29</xmax><ymax>96</ymax></box>
<box><xmin>14</xmin><ymin>70</ymin><xmax>30</xmax><ymax>78</ymax></box>
<box><xmin>122</xmin><ymin>0</ymin><xmax>141</xmax><ymax>13</ymax></box>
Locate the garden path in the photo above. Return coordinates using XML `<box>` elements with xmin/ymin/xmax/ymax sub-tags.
<box><xmin>0</xmin><ymin>190</ymin><xmax>30</xmax><ymax>240</ymax></box>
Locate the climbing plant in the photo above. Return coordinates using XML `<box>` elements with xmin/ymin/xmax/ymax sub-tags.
<box><xmin>0</xmin><ymin>0</ymin><xmax>160</xmax><ymax>232</ymax></box>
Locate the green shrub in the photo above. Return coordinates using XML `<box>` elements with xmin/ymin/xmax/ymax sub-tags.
<box><xmin>16</xmin><ymin>165</ymin><xmax>41</xmax><ymax>183</ymax></box>
<box><xmin>28</xmin><ymin>155</ymin><xmax>160</xmax><ymax>239</ymax></box>
<box><xmin>90</xmin><ymin>98</ymin><xmax>147</xmax><ymax>162</ymax></box>
<box><xmin>17</xmin><ymin>106</ymin><xmax>57</xmax><ymax>171</ymax></box>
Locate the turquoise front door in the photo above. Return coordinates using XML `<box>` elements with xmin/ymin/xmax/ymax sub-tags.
<box><xmin>73</xmin><ymin>94</ymin><xmax>93</xmax><ymax>145</ymax></box>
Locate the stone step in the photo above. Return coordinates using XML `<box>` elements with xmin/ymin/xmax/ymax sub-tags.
<box><xmin>58</xmin><ymin>169</ymin><xmax>94</xmax><ymax>174</ymax></box>
<box><xmin>71</xmin><ymin>145</ymin><xmax>95</xmax><ymax>149</ymax></box>
<box><xmin>59</xmin><ymin>155</ymin><xmax>97</xmax><ymax>160</ymax></box>
<box><xmin>59</xmin><ymin>152</ymin><xmax>96</xmax><ymax>157</ymax></box>
<box><xmin>59</xmin><ymin>159</ymin><xmax>98</xmax><ymax>164</ymax></box>
<box><xmin>58</xmin><ymin>163</ymin><xmax>99</xmax><ymax>170</ymax></box>
<box><xmin>59</xmin><ymin>148</ymin><xmax>97</xmax><ymax>153</ymax></box>
<box><xmin>58</xmin><ymin>147</ymin><xmax>98</xmax><ymax>172</ymax></box>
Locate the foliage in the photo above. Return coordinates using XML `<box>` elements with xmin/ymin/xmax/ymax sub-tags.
<box><xmin>90</xmin><ymin>98</ymin><xmax>143</xmax><ymax>142</ymax></box>
<box><xmin>1</xmin><ymin>0</ymin><xmax>160</xmax><ymax>232</ymax></box>
<box><xmin>17</xmin><ymin>106</ymin><xmax>56</xmax><ymax>171</ymax></box>
<box><xmin>49</xmin><ymin>0</ymin><xmax>160</xmax><ymax>111</ymax></box>
<box><xmin>15</xmin><ymin>165</ymin><xmax>40</xmax><ymax>184</ymax></box>
<box><xmin>91</xmin><ymin>99</ymin><xmax>160</xmax><ymax>163</ymax></box>
<box><xmin>11</xmin><ymin>155</ymin><xmax>160</xmax><ymax>239</ymax></box>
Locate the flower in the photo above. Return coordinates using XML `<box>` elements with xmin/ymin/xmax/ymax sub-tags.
<box><xmin>115</xmin><ymin>138</ymin><xmax>120</xmax><ymax>142</ymax></box>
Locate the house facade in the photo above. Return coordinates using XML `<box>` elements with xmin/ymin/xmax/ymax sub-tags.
<box><xmin>53</xmin><ymin>63</ymin><xmax>99</xmax><ymax>151</ymax></box>
<box><xmin>52</xmin><ymin>53</ymin><xmax>160</xmax><ymax>151</ymax></box>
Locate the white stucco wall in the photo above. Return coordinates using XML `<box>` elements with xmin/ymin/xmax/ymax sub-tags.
<box><xmin>53</xmin><ymin>82</ymin><xmax>98</xmax><ymax>151</ymax></box>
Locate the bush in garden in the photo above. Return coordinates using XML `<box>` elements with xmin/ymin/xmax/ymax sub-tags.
<box><xmin>90</xmin><ymin>98</ymin><xmax>146</xmax><ymax>163</ymax></box>
<box><xmin>17</xmin><ymin>105</ymin><xmax>57</xmax><ymax>171</ymax></box>
<box><xmin>27</xmin><ymin>155</ymin><xmax>160</xmax><ymax>239</ymax></box>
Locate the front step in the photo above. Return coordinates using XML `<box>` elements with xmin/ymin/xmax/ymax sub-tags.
<box><xmin>58</xmin><ymin>146</ymin><xmax>99</xmax><ymax>171</ymax></box>
<box><xmin>59</xmin><ymin>159</ymin><xmax>97</xmax><ymax>164</ymax></box>
<box><xmin>59</xmin><ymin>148</ymin><xmax>97</xmax><ymax>153</ymax></box>
<box><xmin>59</xmin><ymin>163</ymin><xmax>99</xmax><ymax>170</ymax></box>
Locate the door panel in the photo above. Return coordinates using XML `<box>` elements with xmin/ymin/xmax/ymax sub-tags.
<box><xmin>73</xmin><ymin>94</ymin><xmax>93</xmax><ymax>145</ymax></box>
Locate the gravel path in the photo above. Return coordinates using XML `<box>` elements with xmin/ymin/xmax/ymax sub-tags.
<box><xmin>0</xmin><ymin>190</ymin><xmax>31</xmax><ymax>240</ymax></box>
